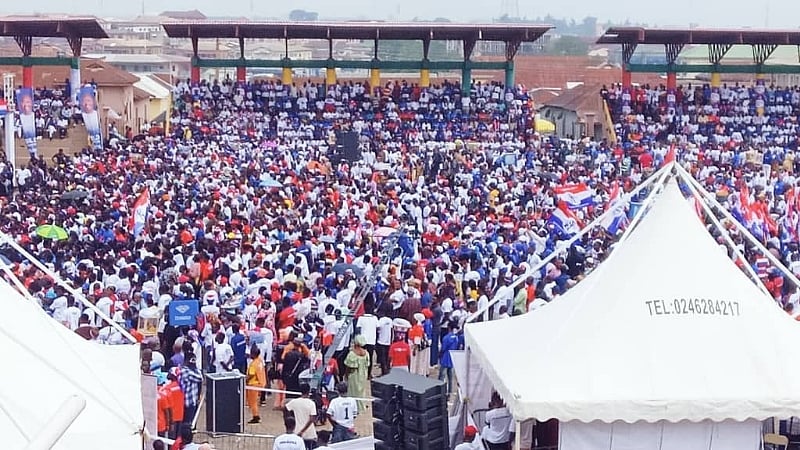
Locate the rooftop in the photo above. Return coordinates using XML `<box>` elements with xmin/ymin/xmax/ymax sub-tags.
<box><xmin>0</xmin><ymin>16</ymin><xmax>108</xmax><ymax>39</ymax></box>
<box><xmin>162</xmin><ymin>21</ymin><xmax>552</xmax><ymax>42</ymax></box>
<box><xmin>0</xmin><ymin>58</ymin><xmax>139</xmax><ymax>88</ymax></box>
<box><xmin>597</xmin><ymin>27</ymin><xmax>800</xmax><ymax>46</ymax></box>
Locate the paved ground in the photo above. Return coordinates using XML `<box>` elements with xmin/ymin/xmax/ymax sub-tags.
<box><xmin>194</xmin><ymin>365</ymin><xmax>449</xmax><ymax>449</ymax></box>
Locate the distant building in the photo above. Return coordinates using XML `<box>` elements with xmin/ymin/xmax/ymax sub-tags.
<box><xmin>83</xmin><ymin>54</ymin><xmax>191</xmax><ymax>80</ymax></box>
<box><xmin>538</xmin><ymin>83</ymin><xmax>607</xmax><ymax>140</ymax></box>
<box><xmin>159</xmin><ymin>10</ymin><xmax>207</xmax><ymax>21</ymax></box>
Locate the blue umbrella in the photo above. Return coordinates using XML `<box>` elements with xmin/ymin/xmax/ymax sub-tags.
<box><xmin>259</xmin><ymin>178</ymin><xmax>283</xmax><ymax>188</ymax></box>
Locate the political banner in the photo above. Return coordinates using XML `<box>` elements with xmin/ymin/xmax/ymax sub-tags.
<box><xmin>78</xmin><ymin>85</ymin><xmax>102</xmax><ymax>150</ymax></box>
<box><xmin>16</xmin><ymin>88</ymin><xmax>37</xmax><ymax>157</ymax></box>
<box><xmin>169</xmin><ymin>299</ymin><xmax>199</xmax><ymax>327</ymax></box>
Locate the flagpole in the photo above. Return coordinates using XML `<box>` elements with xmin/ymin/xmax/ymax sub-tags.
<box><xmin>466</xmin><ymin>161</ymin><xmax>674</xmax><ymax>323</ymax></box>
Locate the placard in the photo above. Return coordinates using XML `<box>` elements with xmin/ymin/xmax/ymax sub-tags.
<box><xmin>169</xmin><ymin>299</ymin><xmax>199</xmax><ymax>327</ymax></box>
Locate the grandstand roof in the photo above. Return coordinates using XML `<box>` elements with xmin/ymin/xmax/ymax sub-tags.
<box><xmin>162</xmin><ymin>21</ymin><xmax>552</xmax><ymax>42</ymax></box>
<box><xmin>597</xmin><ymin>27</ymin><xmax>800</xmax><ymax>46</ymax></box>
<box><xmin>0</xmin><ymin>16</ymin><xmax>108</xmax><ymax>39</ymax></box>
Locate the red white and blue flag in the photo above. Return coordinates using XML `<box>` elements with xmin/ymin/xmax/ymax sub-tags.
<box><xmin>601</xmin><ymin>181</ymin><xmax>628</xmax><ymax>235</ymax></box>
<box><xmin>130</xmin><ymin>187</ymin><xmax>150</xmax><ymax>238</ymax></box>
<box><xmin>554</xmin><ymin>183</ymin><xmax>595</xmax><ymax>210</ymax></box>
<box><xmin>548</xmin><ymin>202</ymin><xmax>582</xmax><ymax>236</ymax></box>
<box><xmin>0</xmin><ymin>100</ymin><xmax>7</xmax><ymax>116</ymax></box>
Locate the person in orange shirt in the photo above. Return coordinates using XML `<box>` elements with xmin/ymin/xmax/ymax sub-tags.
<box><xmin>156</xmin><ymin>385</ymin><xmax>171</xmax><ymax>438</ymax></box>
<box><xmin>246</xmin><ymin>345</ymin><xmax>267</xmax><ymax>424</ymax></box>
<box><xmin>164</xmin><ymin>368</ymin><xmax>185</xmax><ymax>439</ymax></box>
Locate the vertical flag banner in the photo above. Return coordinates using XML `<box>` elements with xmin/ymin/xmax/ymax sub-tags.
<box><xmin>79</xmin><ymin>85</ymin><xmax>102</xmax><ymax>150</ymax></box>
<box><xmin>16</xmin><ymin>88</ymin><xmax>37</xmax><ymax>157</ymax></box>
<box><xmin>130</xmin><ymin>187</ymin><xmax>150</xmax><ymax>238</ymax></box>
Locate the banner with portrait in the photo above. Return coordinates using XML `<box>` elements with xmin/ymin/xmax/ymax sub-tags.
<box><xmin>15</xmin><ymin>87</ymin><xmax>37</xmax><ymax>157</ymax></box>
<box><xmin>78</xmin><ymin>85</ymin><xmax>102</xmax><ymax>150</ymax></box>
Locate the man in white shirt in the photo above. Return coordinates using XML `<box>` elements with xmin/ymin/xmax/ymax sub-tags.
<box><xmin>483</xmin><ymin>397</ymin><xmax>513</xmax><ymax>449</ymax></box>
<box><xmin>326</xmin><ymin>382</ymin><xmax>359</xmax><ymax>443</ymax></box>
<box><xmin>375</xmin><ymin>310</ymin><xmax>393</xmax><ymax>376</ymax></box>
<box><xmin>211</xmin><ymin>332</ymin><xmax>234</xmax><ymax>373</ymax></box>
<box><xmin>65</xmin><ymin>298</ymin><xmax>82</xmax><ymax>331</ymax></box>
<box><xmin>272</xmin><ymin>416</ymin><xmax>305</xmax><ymax>450</ymax></box>
<box><xmin>356</xmin><ymin>308</ymin><xmax>378</xmax><ymax>378</ymax></box>
<box><xmin>284</xmin><ymin>383</ymin><xmax>318</xmax><ymax>447</ymax></box>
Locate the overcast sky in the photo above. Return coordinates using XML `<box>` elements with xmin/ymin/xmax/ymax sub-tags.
<box><xmin>1</xmin><ymin>0</ymin><xmax>795</xmax><ymax>29</ymax></box>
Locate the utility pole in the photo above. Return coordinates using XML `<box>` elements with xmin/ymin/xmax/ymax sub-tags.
<box><xmin>2</xmin><ymin>73</ymin><xmax>15</xmax><ymax>170</ymax></box>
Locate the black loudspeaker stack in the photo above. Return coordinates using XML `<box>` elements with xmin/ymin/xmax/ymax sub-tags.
<box><xmin>205</xmin><ymin>372</ymin><xmax>245</xmax><ymax>434</ymax></box>
<box><xmin>371</xmin><ymin>369</ymin><xmax>449</xmax><ymax>450</ymax></box>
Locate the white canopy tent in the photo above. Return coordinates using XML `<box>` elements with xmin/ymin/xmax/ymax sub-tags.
<box><xmin>465</xmin><ymin>174</ymin><xmax>800</xmax><ymax>449</ymax></box>
<box><xmin>0</xmin><ymin>278</ymin><xmax>144</xmax><ymax>449</ymax></box>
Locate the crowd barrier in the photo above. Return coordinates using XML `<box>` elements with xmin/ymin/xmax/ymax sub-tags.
<box><xmin>194</xmin><ymin>431</ymin><xmax>275</xmax><ymax>449</ymax></box>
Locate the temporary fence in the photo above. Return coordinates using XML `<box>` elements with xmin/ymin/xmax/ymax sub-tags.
<box><xmin>194</xmin><ymin>431</ymin><xmax>275</xmax><ymax>450</ymax></box>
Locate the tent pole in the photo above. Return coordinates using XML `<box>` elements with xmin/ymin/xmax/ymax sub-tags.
<box><xmin>515</xmin><ymin>420</ymin><xmax>522</xmax><ymax>450</ymax></box>
<box><xmin>465</xmin><ymin>346</ymin><xmax>471</xmax><ymax>406</ymax></box>
<box><xmin>675</xmin><ymin>165</ymin><xmax>800</xmax><ymax>292</ymax></box>
<box><xmin>678</xmin><ymin>169</ymin><xmax>773</xmax><ymax>297</ymax></box>
<box><xmin>0</xmin><ymin>233</ymin><xmax>138</xmax><ymax>343</ymax></box>
<box><xmin>615</xmin><ymin>163</ymin><xmax>674</xmax><ymax>245</ymax></box>
<box><xmin>466</xmin><ymin>162</ymin><xmax>674</xmax><ymax>323</ymax></box>
<box><xmin>23</xmin><ymin>395</ymin><xmax>86</xmax><ymax>450</ymax></box>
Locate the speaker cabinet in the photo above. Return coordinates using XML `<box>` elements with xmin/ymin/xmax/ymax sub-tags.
<box><xmin>205</xmin><ymin>372</ymin><xmax>244</xmax><ymax>434</ymax></box>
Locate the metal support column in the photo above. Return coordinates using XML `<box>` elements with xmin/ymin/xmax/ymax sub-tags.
<box><xmin>708</xmin><ymin>43</ymin><xmax>732</xmax><ymax>87</ymax></box>
<box><xmin>15</xmin><ymin>36</ymin><xmax>33</xmax><ymax>88</ymax></box>
<box><xmin>621</xmin><ymin>42</ymin><xmax>637</xmax><ymax>88</ymax></box>
<box><xmin>505</xmin><ymin>40</ymin><xmax>521</xmax><ymax>89</ymax></box>
<box><xmin>236</xmin><ymin>37</ymin><xmax>246</xmax><ymax>82</ymax></box>
<box><xmin>190</xmin><ymin>37</ymin><xmax>200</xmax><ymax>83</ymax></box>
<box><xmin>462</xmin><ymin>37</ymin><xmax>477</xmax><ymax>95</ymax></box>
<box><xmin>753</xmin><ymin>43</ymin><xmax>778</xmax><ymax>77</ymax></box>
<box><xmin>664</xmin><ymin>43</ymin><xmax>684</xmax><ymax>89</ymax></box>
<box><xmin>67</xmin><ymin>36</ymin><xmax>83</xmax><ymax>103</ymax></box>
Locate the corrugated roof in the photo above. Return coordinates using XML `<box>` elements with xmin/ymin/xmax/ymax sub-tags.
<box><xmin>134</xmin><ymin>75</ymin><xmax>171</xmax><ymax>98</ymax></box>
<box><xmin>0</xmin><ymin>58</ymin><xmax>139</xmax><ymax>88</ymax></box>
<box><xmin>133</xmin><ymin>86</ymin><xmax>151</xmax><ymax>101</ymax></box>
<box><xmin>542</xmin><ymin>83</ymin><xmax>605</xmax><ymax>115</ymax></box>
<box><xmin>475</xmin><ymin>55</ymin><xmax>666</xmax><ymax>89</ymax></box>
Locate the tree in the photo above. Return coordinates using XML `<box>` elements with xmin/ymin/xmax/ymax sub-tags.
<box><xmin>288</xmin><ymin>9</ymin><xmax>318</xmax><ymax>21</ymax></box>
<box><xmin>544</xmin><ymin>35</ymin><xmax>590</xmax><ymax>56</ymax></box>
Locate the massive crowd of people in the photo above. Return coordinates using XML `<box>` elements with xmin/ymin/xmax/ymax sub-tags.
<box><xmin>2</xmin><ymin>75</ymin><xmax>800</xmax><ymax>449</ymax></box>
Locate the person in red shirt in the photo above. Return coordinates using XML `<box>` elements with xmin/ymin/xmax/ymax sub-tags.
<box><xmin>164</xmin><ymin>368</ymin><xmax>185</xmax><ymax>439</ymax></box>
<box><xmin>389</xmin><ymin>332</ymin><xmax>411</xmax><ymax>371</ymax></box>
<box><xmin>156</xmin><ymin>385</ymin><xmax>171</xmax><ymax>437</ymax></box>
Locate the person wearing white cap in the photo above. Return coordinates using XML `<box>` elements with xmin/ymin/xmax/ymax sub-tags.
<box><xmin>409</xmin><ymin>312</ymin><xmax>429</xmax><ymax>376</ymax></box>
